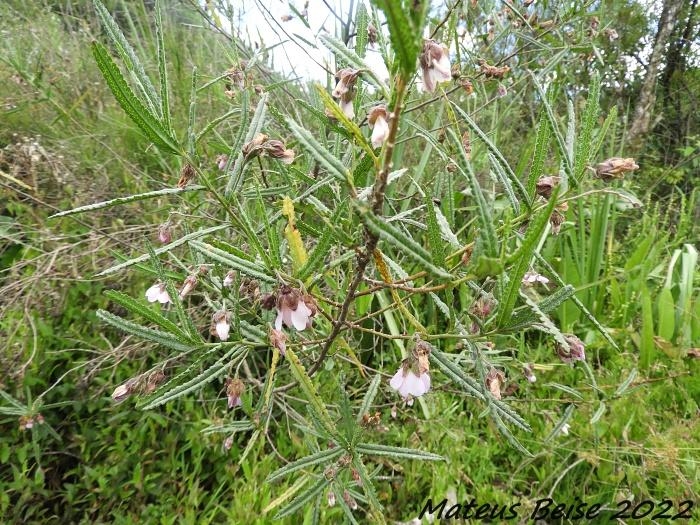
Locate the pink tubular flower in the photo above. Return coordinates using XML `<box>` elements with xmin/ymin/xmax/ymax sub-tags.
<box><xmin>420</xmin><ymin>40</ymin><xmax>452</xmax><ymax>93</ymax></box>
<box><xmin>522</xmin><ymin>271</ymin><xmax>550</xmax><ymax>286</ymax></box>
<box><xmin>216</xmin><ymin>154</ymin><xmax>228</xmax><ymax>171</ymax></box>
<box><xmin>390</xmin><ymin>368</ymin><xmax>431</xmax><ymax>399</ymax></box>
<box><xmin>223</xmin><ymin>270</ymin><xmax>235</xmax><ymax>288</ymax></box>
<box><xmin>273</xmin><ymin>285</ymin><xmax>317</xmax><ymax>332</ymax></box>
<box><xmin>145</xmin><ymin>282</ymin><xmax>171</xmax><ymax>304</ymax></box>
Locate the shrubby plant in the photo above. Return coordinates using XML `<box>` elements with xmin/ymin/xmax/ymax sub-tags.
<box><xmin>49</xmin><ymin>0</ymin><xmax>649</xmax><ymax>520</ymax></box>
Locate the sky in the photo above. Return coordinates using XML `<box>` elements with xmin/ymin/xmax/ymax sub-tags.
<box><xmin>217</xmin><ymin>0</ymin><xmax>390</xmax><ymax>82</ymax></box>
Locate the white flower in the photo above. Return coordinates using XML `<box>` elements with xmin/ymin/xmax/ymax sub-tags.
<box><xmin>223</xmin><ymin>271</ymin><xmax>235</xmax><ymax>288</ymax></box>
<box><xmin>522</xmin><ymin>271</ymin><xmax>550</xmax><ymax>286</ymax></box>
<box><xmin>389</xmin><ymin>367</ymin><xmax>431</xmax><ymax>400</ymax></box>
<box><xmin>275</xmin><ymin>299</ymin><xmax>313</xmax><ymax>331</ymax></box>
<box><xmin>273</xmin><ymin>286</ymin><xmax>317</xmax><ymax>332</ymax></box>
<box><xmin>145</xmin><ymin>282</ymin><xmax>171</xmax><ymax>304</ymax></box>
<box><xmin>560</xmin><ymin>423</ymin><xmax>570</xmax><ymax>436</ymax></box>
<box><xmin>420</xmin><ymin>40</ymin><xmax>452</xmax><ymax>93</ymax></box>
<box><xmin>368</xmin><ymin>106</ymin><xmax>389</xmax><ymax>148</ymax></box>
<box><xmin>211</xmin><ymin>311</ymin><xmax>231</xmax><ymax>341</ymax></box>
<box><xmin>340</xmin><ymin>98</ymin><xmax>355</xmax><ymax>120</ymax></box>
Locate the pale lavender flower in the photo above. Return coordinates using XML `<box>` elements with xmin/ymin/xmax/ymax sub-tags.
<box><xmin>145</xmin><ymin>282</ymin><xmax>171</xmax><ymax>304</ymax></box>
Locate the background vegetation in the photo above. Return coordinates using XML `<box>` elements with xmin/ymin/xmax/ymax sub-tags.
<box><xmin>1</xmin><ymin>0</ymin><xmax>698</xmax><ymax>523</ymax></box>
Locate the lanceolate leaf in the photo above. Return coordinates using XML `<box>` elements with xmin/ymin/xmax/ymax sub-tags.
<box><xmin>97</xmin><ymin>310</ymin><xmax>193</xmax><ymax>352</ymax></box>
<box><xmin>496</xmin><ymin>195</ymin><xmax>558</xmax><ymax>327</ymax></box>
<box><xmin>373</xmin><ymin>0</ymin><xmax>422</xmax><ymax>75</ymax></box>
<box><xmin>284</xmin><ymin>348</ymin><xmax>338</xmax><ymax>437</ymax></box>
<box><xmin>357</xmin><ymin>205</ymin><xmax>452</xmax><ymax>279</ymax></box>
<box><xmin>96</xmin><ymin>225</ymin><xmax>227</xmax><ymax>276</ymax></box>
<box><xmin>225</xmin><ymin>93</ymin><xmax>267</xmax><ymax>194</ymax></box>
<box><xmin>104</xmin><ymin>290</ymin><xmax>186</xmax><ymax>338</ymax></box>
<box><xmin>266</xmin><ymin>447</ymin><xmax>344</xmax><ymax>483</ymax></box>
<box><xmin>274</xmin><ymin>476</ymin><xmax>329</xmax><ymax>519</ymax></box>
<box><xmin>189</xmin><ymin>241</ymin><xmax>276</xmax><ymax>283</ymax></box>
<box><xmin>355</xmin><ymin>443</ymin><xmax>444</xmax><ymax>461</ymax></box>
<box><xmin>154</xmin><ymin>0</ymin><xmax>171</xmax><ymax>133</ymax></box>
<box><xmin>50</xmin><ymin>186</ymin><xmax>204</xmax><ymax>219</ymax></box>
<box><xmin>139</xmin><ymin>345</ymin><xmax>247</xmax><ymax>409</ymax></box>
<box><xmin>91</xmin><ymin>42</ymin><xmax>180</xmax><ymax>155</ymax></box>
<box><xmin>286</xmin><ymin>116</ymin><xmax>350</xmax><ymax>185</ymax></box>
<box><xmin>449</xmin><ymin>129</ymin><xmax>498</xmax><ymax>258</ymax></box>
<box><xmin>451</xmin><ymin>104</ymin><xmax>530</xmax><ymax>205</ymax></box>
<box><xmin>92</xmin><ymin>0</ymin><xmax>160</xmax><ymax>116</ymax></box>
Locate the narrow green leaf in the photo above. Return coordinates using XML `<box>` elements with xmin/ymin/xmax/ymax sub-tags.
<box><xmin>274</xmin><ymin>476</ymin><xmax>329</xmax><ymax>519</ymax></box>
<box><xmin>489</xmin><ymin>153</ymin><xmax>520</xmax><ymax>213</ymax></box>
<box><xmin>424</xmin><ymin>194</ymin><xmax>446</xmax><ymax>267</ymax></box>
<box><xmin>590</xmin><ymin>401</ymin><xmax>606</xmax><ymax>424</ymax></box>
<box><xmin>373</xmin><ymin>0</ymin><xmax>422</xmax><ymax>75</ymax></box>
<box><xmin>451</xmin><ymin>104</ymin><xmax>530</xmax><ymax>205</ymax></box>
<box><xmin>96</xmin><ymin>225</ymin><xmax>226</xmax><ymax>276</ymax></box>
<box><xmin>154</xmin><ymin>0</ymin><xmax>171</xmax><ymax>133</ymax></box>
<box><xmin>640</xmin><ymin>286</ymin><xmax>654</xmax><ymax>369</ymax></box>
<box><xmin>92</xmin><ymin>0</ymin><xmax>160</xmax><ymax>116</ymax></box>
<box><xmin>139</xmin><ymin>345</ymin><xmax>247</xmax><ymax>409</ymax></box>
<box><xmin>574</xmin><ymin>72</ymin><xmax>600</xmax><ymax>182</ymax></box>
<box><xmin>50</xmin><ymin>186</ymin><xmax>203</xmax><ymax>218</ymax></box>
<box><xmin>91</xmin><ymin>42</ymin><xmax>180</xmax><ymax>155</ymax></box>
<box><xmin>496</xmin><ymin>196</ymin><xmax>558</xmax><ymax>327</ymax></box>
<box><xmin>355</xmin><ymin>3</ymin><xmax>370</xmax><ymax>58</ymax></box>
<box><xmin>97</xmin><ymin>310</ymin><xmax>193</xmax><ymax>352</ymax></box>
<box><xmin>357</xmin><ymin>374</ymin><xmax>382</xmax><ymax>423</ymax></box>
<box><xmin>266</xmin><ymin>447</ymin><xmax>344</xmax><ymax>483</ymax></box>
<box><xmin>351</xmin><ymin>456</ymin><xmax>384</xmax><ymax>514</ymax></box>
<box><xmin>527</xmin><ymin>111</ymin><xmax>551</xmax><ymax>198</ymax></box>
<box><xmin>286</xmin><ymin>116</ymin><xmax>349</xmax><ymax>185</ymax></box>
<box><xmin>545</xmin><ymin>404</ymin><xmax>574</xmax><ymax>442</ymax></box>
<box><xmin>614</xmin><ymin>368</ymin><xmax>638</xmax><ymax>397</ymax></box>
<box><xmin>285</xmin><ymin>348</ymin><xmax>338</xmax><ymax>437</ymax></box>
<box><xmin>357</xmin><ymin>205</ymin><xmax>452</xmax><ymax>279</ymax></box>
<box><xmin>189</xmin><ymin>240</ymin><xmax>275</xmax><ymax>283</ymax></box>
<box><xmin>449</xmin><ymin>128</ymin><xmax>498</xmax><ymax>258</ymax></box>
<box><xmin>104</xmin><ymin>290</ymin><xmax>186</xmax><ymax>338</ymax></box>
<box><xmin>226</xmin><ymin>93</ymin><xmax>267</xmax><ymax>194</ymax></box>
<box><xmin>356</xmin><ymin>443</ymin><xmax>444</xmax><ymax>461</ymax></box>
<box><xmin>506</xmin><ymin>285</ymin><xmax>575</xmax><ymax>330</ymax></box>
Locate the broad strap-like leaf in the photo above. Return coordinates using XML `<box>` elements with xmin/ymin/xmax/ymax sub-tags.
<box><xmin>91</xmin><ymin>42</ymin><xmax>180</xmax><ymax>155</ymax></box>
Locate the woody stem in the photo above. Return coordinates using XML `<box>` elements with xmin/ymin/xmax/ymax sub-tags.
<box><xmin>307</xmin><ymin>75</ymin><xmax>408</xmax><ymax>378</ymax></box>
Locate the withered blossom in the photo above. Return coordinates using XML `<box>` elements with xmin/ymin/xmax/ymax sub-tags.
<box><xmin>112</xmin><ymin>378</ymin><xmax>138</xmax><ymax>403</ymax></box>
<box><xmin>367</xmin><ymin>23</ymin><xmax>378</xmax><ymax>45</ymax></box>
<box><xmin>263</xmin><ymin>139</ymin><xmax>295</xmax><ymax>164</ymax></box>
<box><xmin>177</xmin><ymin>163</ymin><xmax>196</xmax><ymax>188</ymax></box>
<box><xmin>179</xmin><ymin>274</ymin><xmax>197</xmax><ymax>300</ymax></box>
<box><xmin>556</xmin><ymin>334</ymin><xmax>586</xmax><ymax>364</ymax></box>
<box><xmin>536</xmin><ymin>175</ymin><xmax>560</xmax><ymax>199</ymax></box>
<box><xmin>343</xmin><ymin>490</ymin><xmax>358</xmax><ymax>510</ymax></box>
<box><xmin>367</xmin><ymin>105</ymin><xmax>389</xmax><ymax>148</ymax></box>
<box><xmin>460</xmin><ymin>78</ymin><xmax>474</xmax><ymax>95</ymax></box>
<box><xmin>485</xmin><ymin>368</ymin><xmax>506</xmax><ymax>400</ymax></box>
<box><xmin>462</xmin><ymin>130</ymin><xmax>472</xmax><ymax>159</ymax></box>
<box><xmin>595</xmin><ymin>157</ymin><xmax>638</xmax><ymax>181</ymax></box>
<box><xmin>522</xmin><ymin>271</ymin><xmax>550</xmax><ymax>286</ymax></box>
<box><xmin>216</xmin><ymin>154</ymin><xmax>228</xmax><ymax>171</ymax></box>
<box><xmin>549</xmin><ymin>205</ymin><xmax>567</xmax><ymax>235</ymax></box>
<box><xmin>265</xmin><ymin>285</ymin><xmax>317</xmax><ymax>331</ymax></box>
<box><xmin>225</xmin><ymin>378</ymin><xmax>245</xmax><ymax>409</ymax></box>
<box><xmin>420</xmin><ymin>40</ymin><xmax>452</xmax><ymax>93</ymax></box>
<box><xmin>478</xmin><ymin>59</ymin><xmax>510</xmax><ymax>80</ymax></box>
<box><xmin>523</xmin><ymin>363</ymin><xmax>537</xmax><ymax>383</ymax></box>
<box><xmin>223</xmin><ymin>270</ymin><xmax>235</xmax><ymax>288</ymax></box>
<box><xmin>157</xmin><ymin>222</ymin><xmax>172</xmax><ymax>244</ymax></box>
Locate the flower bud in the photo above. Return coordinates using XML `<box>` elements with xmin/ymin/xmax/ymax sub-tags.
<box><xmin>177</xmin><ymin>163</ymin><xmax>196</xmax><ymax>189</ymax></box>
<box><xmin>485</xmin><ymin>368</ymin><xmax>506</xmax><ymax>400</ymax></box>
<box><xmin>157</xmin><ymin>222</ymin><xmax>172</xmax><ymax>244</ymax></box>
<box><xmin>179</xmin><ymin>274</ymin><xmax>198</xmax><ymax>299</ymax></box>
<box><xmin>226</xmin><ymin>377</ymin><xmax>245</xmax><ymax>409</ymax></box>
<box><xmin>536</xmin><ymin>175</ymin><xmax>560</xmax><ymax>199</ymax></box>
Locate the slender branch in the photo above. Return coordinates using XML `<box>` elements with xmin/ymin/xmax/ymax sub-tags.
<box><xmin>306</xmin><ymin>75</ymin><xmax>409</xmax><ymax>377</ymax></box>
